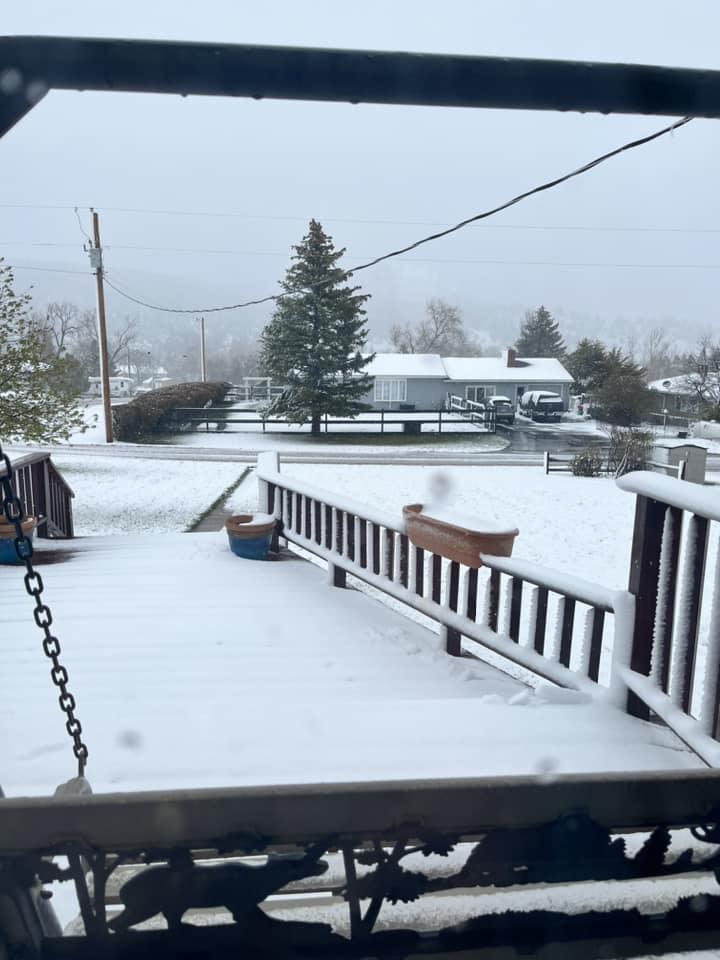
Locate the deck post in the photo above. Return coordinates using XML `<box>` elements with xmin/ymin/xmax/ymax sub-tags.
<box><xmin>626</xmin><ymin>494</ymin><xmax>666</xmax><ymax>720</ymax></box>
<box><xmin>258</xmin><ymin>451</ymin><xmax>280</xmax><ymax>514</ymax></box>
<box><xmin>328</xmin><ymin>561</ymin><xmax>347</xmax><ymax>588</ymax></box>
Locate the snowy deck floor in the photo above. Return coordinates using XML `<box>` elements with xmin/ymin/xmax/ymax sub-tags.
<box><xmin>2</xmin><ymin>532</ymin><xmax>700</xmax><ymax>796</ymax></box>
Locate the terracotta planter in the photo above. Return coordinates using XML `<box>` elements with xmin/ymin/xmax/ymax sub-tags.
<box><xmin>402</xmin><ymin>504</ymin><xmax>518</xmax><ymax>569</ymax></box>
<box><xmin>225</xmin><ymin>513</ymin><xmax>277</xmax><ymax>561</ymax></box>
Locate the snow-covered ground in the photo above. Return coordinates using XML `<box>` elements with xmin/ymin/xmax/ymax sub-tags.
<box><xmin>230</xmin><ymin>463</ymin><xmax>637</xmax><ymax>590</ymax></box>
<box><xmin>64</xmin><ymin>401</ymin><xmax>509</xmax><ymax>455</ymax></box>
<box><xmin>49</xmin><ymin>454</ymin><xmax>246</xmax><ymax>535</ymax></box>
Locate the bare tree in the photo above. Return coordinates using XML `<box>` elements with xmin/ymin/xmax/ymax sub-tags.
<box><xmin>639</xmin><ymin>326</ymin><xmax>686</xmax><ymax>381</ymax></box>
<box><xmin>683</xmin><ymin>336</ymin><xmax>720</xmax><ymax>408</ymax></box>
<box><xmin>390</xmin><ymin>299</ymin><xmax>480</xmax><ymax>355</ymax></box>
<box><xmin>32</xmin><ymin>302</ymin><xmax>82</xmax><ymax>357</ymax></box>
<box><xmin>74</xmin><ymin>310</ymin><xmax>138</xmax><ymax>375</ymax></box>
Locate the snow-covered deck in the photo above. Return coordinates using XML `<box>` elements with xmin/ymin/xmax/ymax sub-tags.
<box><xmin>2</xmin><ymin>532</ymin><xmax>700</xmax><ymax>797</ymax></box>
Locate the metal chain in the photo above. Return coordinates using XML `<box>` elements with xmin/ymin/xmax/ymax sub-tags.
<box><xmin>0</xmin><ymin>444</ymin><xmax>88</xmax><ymax>776</ymax></box>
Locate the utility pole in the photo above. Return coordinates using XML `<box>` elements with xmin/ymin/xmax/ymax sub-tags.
<box><xmin>200</xmin><ymin>316</ymin><xmax>207</xmax><ymax>382</ymax></box>
<box><xmin>89</xmin><ymin>210</ymin><xmax>113</xmax><ymax>442</ymax></box>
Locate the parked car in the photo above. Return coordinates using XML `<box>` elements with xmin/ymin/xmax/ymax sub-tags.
<box><xmin>519</xmin><ymin>390</ymin><xmax>564</xmax><ymax>421</ymax></box>
<box><xmin>487</xmin><ymin>395</ymin><xmax>516</xmax><ymax>424</ymax></box>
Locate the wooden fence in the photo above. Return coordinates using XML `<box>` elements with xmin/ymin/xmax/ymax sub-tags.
<box><xmin>2</xmin><ymin>452</ymin><xmax>74</xmax><ymax>538</ymax></box>
<box><xmin>544</xmin><ymin>450</ymin><xmax>688</xmax><ymax>479</ymax></box>
<box><xmin>257</xmin><ymin>452</ymin><xmax>633</xmax><ymax>703</ymax></box>
<box><xmin>172</xmin><ymin>407</ymin><xmax>484</xmax><ymax>435</ymax></box>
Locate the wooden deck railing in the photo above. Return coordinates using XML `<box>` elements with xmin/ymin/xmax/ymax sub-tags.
<box><xmin>1</xmin><ymin>452</ymin><xmax>74</xmax><ymax>538</ymax></box>
<box><xmin>257</xmin><ymin>452</ymin><xmax>633</xmax><ymax>703</ymax></box>
<box><xmin>617</xmin><ymin>471</ymin><xmax>720</xmax><ymax>763</ymax></box>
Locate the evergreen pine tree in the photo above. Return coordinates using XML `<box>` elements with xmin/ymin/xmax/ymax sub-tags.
<box><xmin>514</xmin><ymin>306</ymin><xmax>565</xmax><ymax>357</ymax></box>
<box><xmin>259</xmin><ymin>220</ymin><xmax>373</xmax><ymax>436</ymax></box>
<box><xmin>565</xmin><ymin>338</ymin><xmax>609</xmax><ymax>393</ymax></box>
<box><xmin>0</xmin><ymin>260</ymin><xmax>86</xmax><ymax>443</ymax></box>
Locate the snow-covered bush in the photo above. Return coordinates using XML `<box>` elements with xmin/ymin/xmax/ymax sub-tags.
<box><xmin>113</xmin><ymin>381</ymin><xmax>230</xmax><ymax>441</ymax></box>
<box><xmin>570</xmin><ymin>448</ymin><xmax>604</xmax><ymax>477</ymax></box>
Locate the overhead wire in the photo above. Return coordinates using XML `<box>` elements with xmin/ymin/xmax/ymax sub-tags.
<box><xmin>73</xmin><ymin>206</ymin><xmax>93</xmax><ymax>246</ymax></box>
<box><xmin>4</xmin><ymin>115</ymin><xmax>695</xmax><ymax>313</ymax></box>
<box><xmin>6</xmin><ymin>264</ymin><xmax>91</xmax><ymax>276</ymax></box>
<box><xmin>99</xmin><ymin>114</ymin><xmax>693</xmax><ymax>315</ymax></box>
<box><xmin>2</xmin><ymin>206</ymin><xmax>718</xmax><ymax>235</ymax></box>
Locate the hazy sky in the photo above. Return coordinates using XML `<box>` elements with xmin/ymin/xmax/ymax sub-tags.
<box><xmin>2</xmin><ymin>1</ymin><xmax>719</xmax><ymax>350</ymax></box>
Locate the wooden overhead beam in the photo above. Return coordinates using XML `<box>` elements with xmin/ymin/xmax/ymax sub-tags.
<box><xmin>2</xmin><ymin>35</ymin><xmax>720</xmax><ymax>138</ymax></box>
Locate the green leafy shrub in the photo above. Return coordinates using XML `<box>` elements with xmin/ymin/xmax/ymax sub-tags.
<box><xmin>570</xmin><ymin>448</ymin><xmax>604</xmax><ymax>477</ymax></box>
<box><xmin>113</xmin><ymin>381</ymin><xmax>230</xmax><ymax>441</ymax></box>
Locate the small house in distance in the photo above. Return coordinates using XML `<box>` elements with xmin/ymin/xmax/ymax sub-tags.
<box><xmin>648</xmin><ymin>374</ymin><xmax>713</xmax><ymax>416</ymax></box>
<box><xmin>87</xmin><ymin>375</ymin><xmax>135</xmax><ymax>398</ymax></box>
<box><xmin>363</xmin><ymin>349</ymin><xmax>573</xmax><ymax>411</ymax></box>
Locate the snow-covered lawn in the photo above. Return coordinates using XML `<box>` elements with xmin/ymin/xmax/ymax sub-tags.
<box><xmin>230</xmin><ymin>463</ymin><xmax>636</xmax><ymax>590</ymax></box>
<box><xmin>64</xmin><ymin>402</ymin><xmax>510</xmax><ymax>455</ymax></box>
<box><xmin>51</xmin><ymin>454</ymin><xmax>246</xmax><ymax>535</ymax></box>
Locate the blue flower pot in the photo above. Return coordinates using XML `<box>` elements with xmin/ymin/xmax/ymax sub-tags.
<box><xmin>225</xmin><ymin>514</ymin><xmax>276</xmax><ymax>561</ymax></box>
<box><xmin>0</xmin><ymin>518</ymin><xmax>36</xmax><ymax>564</ymax></box>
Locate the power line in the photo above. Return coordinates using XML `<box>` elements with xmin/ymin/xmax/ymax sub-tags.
<box><xmin>6</xmin><ymin>263</ymin><xmax>91</xmax><ymax>276</ymax></box>
<box><xmin>73</xmin><ymin>206</ymin><xmax>93</xmax><ymax>246</ymax></box>
<box><xmin>99</xmin><ymin>114</ymin><xmax>693</xmax><ymax>315</ymax></box>
<box><xmin>0</xmin><ymin>230</ymin><xmax>720</xmax><ymax>258</ymax></box>
<box><xmin>1</xmin><ymin>204</ymin><xmax>719</xmax><ymax>235</ymax></box>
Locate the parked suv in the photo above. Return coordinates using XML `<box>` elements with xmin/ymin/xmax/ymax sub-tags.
<box><xmin>487</xmin><ymin>395</ymin><xmax>516</xmax><ymax>424</ymax></box>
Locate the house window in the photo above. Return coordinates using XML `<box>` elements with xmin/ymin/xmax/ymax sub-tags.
<box><xmin>466</xmin><ymin>385</ymin><xmax>494</xmax><ymax>403</ymax></box>
<box><xmin>374</xmin><ymin>378</ymin><xmax>407</xmax><ymax>402</ymax></box>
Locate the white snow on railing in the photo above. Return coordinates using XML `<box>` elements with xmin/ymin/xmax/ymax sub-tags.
<box><xmin>258</xmin><ymin>452</ymin><xmax>402</xmax><ymax>531</ymax></box>
<box><xmin>650</xmin><ymin>508</ymin><xmax>676</xmax><ymax>686</ymax></box>
<box><xmin>621</xmin><ymin>667</ymin><xmax>720</xmax><ymax>767</ymax></box>
<box><xmin>617</xmin><ymin>472</ymin><xmax>720</xmax><ymax>522</ymax></box>
<box><xmin>699</xmin><ymin>545</ymin><xmax>720</xmax><ymax>735</ymax></box>
<box><xmin>668</xmin><ymin>517</ymin><xmax>701</xmax><ymax>708</ymax></box>
<box><xmin>481</xmin><ymin>554</ymin><xmax>618</xmax><ymax>612</ymax></box>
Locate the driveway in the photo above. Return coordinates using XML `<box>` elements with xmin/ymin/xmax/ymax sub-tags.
<box><xmin>498</xmin><ymin>419</ymin><xmax>609</xmax><ymax>455</ymax></box>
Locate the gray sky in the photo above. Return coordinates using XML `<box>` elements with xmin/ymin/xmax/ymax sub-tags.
<box><xmin>2</xmin><ymin>0</ymin><xmax>719</xmax><ymax>351</ymax></box>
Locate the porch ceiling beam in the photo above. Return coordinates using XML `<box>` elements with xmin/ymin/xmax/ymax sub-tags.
<box><xmin>2</xmin><ymin>35</ymin><xmax>720</xmax><ymax>139</ymax></box>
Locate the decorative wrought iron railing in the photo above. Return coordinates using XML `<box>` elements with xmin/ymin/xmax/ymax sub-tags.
<box><xmin>1</xmin><ymin>452</ymin><xmax>74</xmax><ymax>538</ymax></box>
<box><xmin>619</xmin><ymin>471</ymin><xmax>720</xmax><ymax>763</ymax></box>
<box><xmin>257</xmin><ymin>452</ymin><xmax>633</xmax><ymax>704</ymax></box>
<box><xmin>5</xmin><ymin>770</ymin><xmax>720</xmax><ymax>957</ymax></box>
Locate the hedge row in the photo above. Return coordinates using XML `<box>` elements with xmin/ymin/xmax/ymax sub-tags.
<box><xmin>112</xmin><ymin>381</ymin><xmax>230</xmax><ymax>441</ymax></box>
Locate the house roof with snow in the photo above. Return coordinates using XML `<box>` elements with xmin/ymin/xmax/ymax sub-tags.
<box><xmin>648</xmin><ymin>374</ymin><xmax>707</xmax><ymax>395</ymax></box>
<box><xmin>365</xmin><ymin>353</ymin><xmax>447</xmax><ymax>378</ymax></box>
<box><xmin>366</xmin><ymin>353</ymin><xmax>573</xmax><ymax>382</ymax></box>
<box><xmin>441</xmin><ymin>356</ymin><xmax>573</xmax><ymax>383</ymax></box>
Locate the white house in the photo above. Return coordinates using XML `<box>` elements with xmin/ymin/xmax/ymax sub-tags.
<box><xmin>87</xmin><ymin>376</ymin><xmax>135</xmax><ymax>398</ymax></box>
<box><xmin>363</xmin><ymin>349</ymin><xmax>573</xmax><ymax>410</ymax></box>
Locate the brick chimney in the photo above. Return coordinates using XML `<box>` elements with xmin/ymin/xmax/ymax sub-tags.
<box><xmin>502</xmin><ymin>347</ymin><xmax>517</xmax><ymax>368</ymax></box>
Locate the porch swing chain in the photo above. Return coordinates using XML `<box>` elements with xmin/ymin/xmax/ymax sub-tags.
<box><xmin>0</xmin><ymin>445</ymin><xmax>88</xmax><ymax>777</ymax></box>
